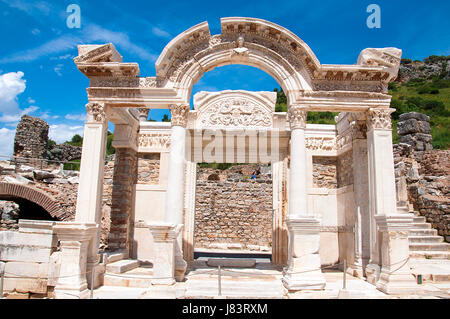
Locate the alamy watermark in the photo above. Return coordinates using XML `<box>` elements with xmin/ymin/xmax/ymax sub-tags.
<box><xmin>366</xmin><ymin>4</ymin><xmax>381</xmax><ymax>29</ymax></box>
<box><xmin>66</xmin><ymin>4</ymin><xmax>81</xmax><ymax>29</ymax></box>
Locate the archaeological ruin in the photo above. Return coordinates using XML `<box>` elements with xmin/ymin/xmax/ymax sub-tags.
<box><xmin>1</xmin><ymin>17</ymin><xmax>449</xmax><ymax>299</ymax></box>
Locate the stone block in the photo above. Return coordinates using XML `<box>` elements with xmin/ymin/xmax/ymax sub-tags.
<box><xmin>4</xmin><ymin>261</ymin><xmax>49</xmax><ymax>294</ymax></box>
<box><xmin>399</xmin><ymin>112</ymin><xmax>430</xmax><ymax>122</ymax></box>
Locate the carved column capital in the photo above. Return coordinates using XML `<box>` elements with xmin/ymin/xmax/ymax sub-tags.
<box><xmin>351</xmin><ymin>120</ymin><xmax>367</xmax><ymax>140</ymax></box>
<box><xmin>137</xmin><ymin>107</ymin><xmax>150</xmax><ymax>122</ymax></box>
<box><xmin>169</xmin><ymin>104</ymin><xmax>190</xmax><ymax>127</ymax></box>
<box><xmin>366</xmin><ymin>108</ymin><xmax>395</xmax><ymax>130</ymax></box>
<box><xmin>287</xmin><ymin>105</ymin><xmax>307</xmax><ymax>130</ymax></box>
<box><xmin>85</xmin><ymin>102</ymin><xmax>106</xmax><ymax>123</ymax></box>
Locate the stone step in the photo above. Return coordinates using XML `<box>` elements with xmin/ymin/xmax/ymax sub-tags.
<box><xmin>413</xmin><ymin>216</ymin><xmax>427</xmax><ymax>223</ymax></box>
<box><xmin>105</xmin><ymin>251</ymin><xmax>127</xmax><ymax>264</ymax></box>
<box><xmin>408</xmin><ymin>236</ymin><xmax>444</xmax><ymax>243</ymax></box>
<box><xmin>185</xmin><ymin>279</ymin><xmax>284</xmax><ymax>298</ymax></box>
<box><xmin>409</xmin><ymin>251</ymin><xmax>450</xmax><ymax>259</ymax></box>
<box><xmin>409</xmin><ymin>229</ymin><xmax>438</xmax><ymax>236</ymax></box>
<box><xmin>105</xmin><ymin>259</ymin><xmax>140</xmax><ymax>274</ymax></box>
<box><xmin>411</xmin><ymin>223</ymin><xmax>431</xmax><ymax>229</ymax></box>
<box><xmin>409</xmin><ymin>243</ymin><xmax>450</xmax><ymax>252</ymax></box>
<box><xmin>103</xmin><ymin>266</ymin><xmax>153</xmax><ymax>288</ymax></box>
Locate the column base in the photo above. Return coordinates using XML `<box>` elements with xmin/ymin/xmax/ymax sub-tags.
<box><xmin>366</xmin><ymin>263</ymin><xmax>381</xmax><ymax>285</ymax></box>
<box><xmin>54</xmin><ymin>286</ymin><xmax>90</xmax><ymax>299</ymax></box>
<box><xmin>374</xmin><ymin>214</ymin><xmax>419</xmax><ymax>294</ymax></box>
<box><xmin>175</xmin><ymin>257</ymin><xmax>187</xmax><ymax>282</ymax></box>
<box><xmin>282</xmin><ymin>218</ymin><xmax>326</xmax><ymax>291</ymax></box>
<box><xmin>348</xmin><ymin>258</ymin><xmax>365</xmax><ymax>279</ymax></box>
<box><xmin>376</xmin><ymin>270</ymin><xmax>419</xmax><ymax>295</ymax></box>
<box><xmin>282</xmin><ymin>269</ymin><xmax>326</xmax><ymax>291</ymax></box>
<box><xmin>148</xmin><ymin>223</ymin><xmax>185</xmax><ymax>286</ymax></box>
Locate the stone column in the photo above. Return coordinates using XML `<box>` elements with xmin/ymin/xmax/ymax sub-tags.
<box><xmin>349</xmin><ymin>118</ymin><xmax>370</xmax><ymax>278</ymax></box>
<box><xmin>74</xmin><ymin>102</ymin><xmax>108</xmax><ymax>276</ymax></box>
<box><xmin>282</xmin><ymin>106</ymin><xmax>326</xmax><ymax>291</ymax></box>
<box><xmin>365</xmin><ymin>108</ymin><xmax>418</xmax><ymax>294</ymax></box>
<box><xmin>148</xmin><ymin>104</ymin><xmax>189</xmax><ymax>284</ymax></box>
<box><xmin>53</xmin><ymin>222</ymin><xmax>98</xmax><ymax>299</ymax></box>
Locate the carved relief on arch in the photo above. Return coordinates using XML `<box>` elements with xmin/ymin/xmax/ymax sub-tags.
<box><xmin>155</xmin><ymin>18</ymin><xmax>317</xmax><ymax>90</ymax></box>
<box><xmin>193</xmin><ymin>90</ymin><xmax>276</xmax><ymax>129</ymax></box>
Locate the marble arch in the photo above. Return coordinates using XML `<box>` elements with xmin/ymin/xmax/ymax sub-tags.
<box><xmin>46</xmin><ymin>17</ymin><xmax>421</xmax><ymax>298</ymax></box>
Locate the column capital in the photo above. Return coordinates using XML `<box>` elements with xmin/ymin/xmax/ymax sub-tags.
<box><xmin>137</xmin><ymin>107</ymin><xmax>150</xmax><ymax>122</ymax></box>
<box><xmin>350</xmin><ymin>119</ymin><xmax>367</xmax><ymax>140</ymax></box>
<box><xmin>85</xmin><ymin>102</ymin><xmax>106</xmax><ymax>123</ymax></box>
<box><xmin>287</xmin><ymin>105</ymin><xmax>307</xmax><ymax>130</ymax></box>
<box><xmin>169</xmin><ymin>104</ymin><xmax>190</xmax><ymax>127</ymax></box>
<box><xmin>366</xmin><ymin>108</ymin><xmax>395</xmax><ymax>131</ymax></box>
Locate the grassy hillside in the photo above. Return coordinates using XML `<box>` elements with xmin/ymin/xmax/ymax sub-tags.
<box><xmin>389</xmin><ymin>77</ymin><xmax>450</xmax><ymax>149</ymax></box>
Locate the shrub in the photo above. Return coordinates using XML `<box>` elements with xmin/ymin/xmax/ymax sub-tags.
<box><xmin>401</xmin><ymin>58</ymin><xmax>412</xmax><ymax>64</ymax></box>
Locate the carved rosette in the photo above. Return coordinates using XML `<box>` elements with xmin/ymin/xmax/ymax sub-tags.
<box><xmin>86</xmin><ymin>102</ymin><xmax>106</xmax><ymax>123</ymax></box>
<box><xmin>287</xmin><ymin>106</ymin><xmax>307</xmax><ymax>130</ymax></box>
<box><xmin>366</xmin><ymin>108</ymin><xmax>395</xmax><ymax>130</ymax></box>
<box><xmin>169</xmin><ymin>104</ymin><xmax>190</xmax><ymax>127</ymax></box>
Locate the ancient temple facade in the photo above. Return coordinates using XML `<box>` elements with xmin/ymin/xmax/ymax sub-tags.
<box><xmin>50</xmin><ymin>17</ymin><xmax>420</xmax><ymax>297</ymax></box>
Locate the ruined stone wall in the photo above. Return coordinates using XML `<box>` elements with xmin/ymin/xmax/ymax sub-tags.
<box><xmin>14</xmin><ymin>115</ymin><xmax>49</xmax><ymax>159</ymax></box>
<box><xmin>194</xmin><ymin>164</ymin><xmax>273</xmax><ymax>251</ymax></box>
<box><xmin>312</xmin><ymin>157</ymin><xmax>337</xmax><ymax>189</ymax></box>
<box><xmin>397</xmin><ymin>112</ymin><xmax>433</xmax><ymax>152</ymax></box>
<box><xmin>137</xmin><ymin>153</ymin><xmax>160</xmax><ymax>184</ymax></box>
<box><xmin>393</xmin><ymin>112</ymin><xmax>449</xmax><ymax>241</ymax></box>
<box><xmin>46</xmin><ymin>143</ymin><xmax>82</xmax><ymax>163</ymax></box>
<box><xmin>108</xmin><ymin>149</ymin><xmax>138</xmax><ymax>252</ymax></box>
<box><xmin>337</xmin><ymin>151</ymin><xmax>354</xmax><ymax>188</ymax></box>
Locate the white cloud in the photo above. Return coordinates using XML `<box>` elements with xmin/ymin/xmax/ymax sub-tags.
<box><xmin>40</xmin><ymin>112</ymin><xmax>59</xmax><ymax>120</ymax></box>
<box><xmin>54</xmin><ymin>63</ymin><xmax>63</xmax><ymax>76</ymax></box>
<box><xmin>49</xmin><ymin>124</ymin><xmax>84</xmax><ymax>144</ymax></box>
<box><xmin>152</xmin><ymin>26</ymin><xmax>171</xmax><ymax>38</ymax></box>
<box><xmin>0</xmin><ymin>127</ymin><xmax>16</xmax><ymax>157</ymax></box>
<box><xmin>0</xmin><ymin>71</ymin><xmax>38</xmax><ymax>122</ymax></box>
<box><xmin>65</xmin><ymin>113</ymin><xmax>86</xmax><ymax>121</ymax></box>
<box><xmin>0</xmin><ymin>71</ymin><xmax>26</xmax><ymax>115</ymax></box>
<box><xmin>0</xmin><ymin>23</ymin><xmax>158</xmax><ymax>64</ymax></box>
<box><xmin>27</xmin><ymin>97</ymin><xmax>35</xmax><ymax>104</ymax></box>
<box><xmin>31</xmin><ymin>28</ymin><xmax>41</xmax><ymax>35</ymax></box>
<box><xmin>3</xmin><ymin>0</ymin><xmax>51</xmax><ymax>16</ymax></box>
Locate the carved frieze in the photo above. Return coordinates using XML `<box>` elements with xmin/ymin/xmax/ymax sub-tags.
<box><xmin>199</xmin><ymin>97</ymin><xmax>272</xmax><ymax>128</ymax></box>
<box><xmin>138</xmin><ymin>133</ymin><xmax>171</xmax><ymax>150</ymax></box>
<box><xmin>305</xmin><ymin>137</ymin><xmax>337</xmax><ymax>151</ymax></box>
<box><xmin>366</xmin><ymin>108</ymin><xmax>394</xmax><ymax>130</ymax></box>
<box><xmin>312</xmin><ymin>80</ymin><xmax>386</xmax><ymax>93</ymax></box>
<box><xmin>90</xmin><ymin>77</ymin><xmax>158</xmax><ymax>88</ymax></box>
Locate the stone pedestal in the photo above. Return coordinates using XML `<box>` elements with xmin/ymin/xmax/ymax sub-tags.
<box><xmin>148</xmin><ymin>223</ymin><xmax>184</xmax><ymax>285</ymax></box>
<box><xmin>53</xmin><ymin>222</ymin><xmax>98</xmax><ymax>299</ymax></box>
<box><xmin>375</xmin><ymin>215</ymin><xmax>419</xmax><ymax>294</ymax></box>
<box><xmin>282</xmin><ymin>218</ymin><xmax>326</xmax><ymax>291</ymax></box>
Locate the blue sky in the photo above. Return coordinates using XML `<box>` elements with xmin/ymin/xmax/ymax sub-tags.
<box><xmin>0</xmin><ymin>0</ymin><xmax>449</xmax><ymax>156</ymax></box>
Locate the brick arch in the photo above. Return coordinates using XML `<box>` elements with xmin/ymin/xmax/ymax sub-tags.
<box><xmin>0</xmin><ymin>182</ymin><xmax>64</xmax><ymax>219</ymax></box>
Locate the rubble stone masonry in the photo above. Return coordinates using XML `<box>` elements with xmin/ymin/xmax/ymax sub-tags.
<box><xmin>194</xmin><ymin>164</ymin><xmax>273</xmax><ymax>250</ymax></box>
